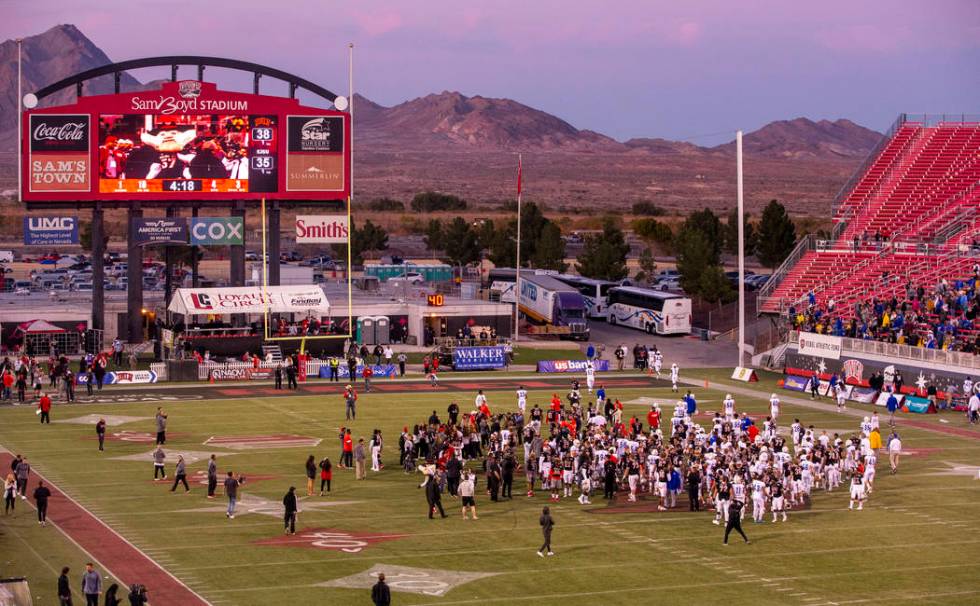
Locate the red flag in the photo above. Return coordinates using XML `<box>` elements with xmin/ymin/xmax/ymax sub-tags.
<box><xmin>516</xmin><ymin>156</ymin><xmax>522</xmax><ymax>195</ymax></box>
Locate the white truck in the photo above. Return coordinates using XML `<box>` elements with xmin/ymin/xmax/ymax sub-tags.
<box><xmin>518</xmin><ymin>274</ymin><xmax>590</xmax><ymax>340</ymax></box>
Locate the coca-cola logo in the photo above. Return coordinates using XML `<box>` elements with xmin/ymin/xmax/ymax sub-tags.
<box><xmin>29</xmin><ymin>115</ymin><xmax>90</xmax><ymax>153</ymax></box>
<box><xmin>33</xmin><ymin>122</ymin><xmax>86</xmax><ymax>142</ymax></box>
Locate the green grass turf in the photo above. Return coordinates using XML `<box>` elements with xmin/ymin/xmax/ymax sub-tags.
<box><xmin>1</xmin><ymin>375</ymin><xmax>979</xmax><ymax>606</ymax></box>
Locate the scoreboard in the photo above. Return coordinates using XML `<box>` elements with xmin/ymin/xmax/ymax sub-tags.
<box><xmin>23</xmin><ymin>81</ymin><xmax>349</xmax><ymax>203</ymax></box>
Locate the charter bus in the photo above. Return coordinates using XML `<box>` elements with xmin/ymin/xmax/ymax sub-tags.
<box><xmin>554</xmin><ymin>275</ymin><xmax>619</xmax><ymax>320</ymax></box>
<box><xmin>606</xmin><ymin>286</ymin><xmax>692</xmax><ymax>335</ymax></box>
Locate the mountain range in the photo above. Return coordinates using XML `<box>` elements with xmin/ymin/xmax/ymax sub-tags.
<box><xmin>0</xmin><ymin>24</ymin><xmax>881</xmax><ymax>213</ymax></box>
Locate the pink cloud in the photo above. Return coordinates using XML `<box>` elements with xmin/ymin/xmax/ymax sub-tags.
<box><xmin>813</xmin><ymin>24</ymin><xmax>913</xmax><ymax>53</ymax></box>
<box><xmin>351</xmin><ymin>10</ymin><xmax>403</xmax><ymax>36</ymax></box>
<box><xmin>670</xmin><ymin>21</ymin><xmax>702</xmax><ymax>46</ymax></box>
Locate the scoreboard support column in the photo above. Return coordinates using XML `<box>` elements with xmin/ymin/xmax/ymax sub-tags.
<box><xmin>127</xmin><ymin>205</ymin><xmax>145</xmax><ymax>344</ymax></box>
<box><xmin>91</xmin><ymin>205</ymin><xmax>105</xmax><ymax>332</ymax></box>
<box><xmin>229</xmin><ymin>201</ymin><xmax>246</xmax><ymax>327</ymax></box>
<box><xmin>268</xmin><ymin>201</ymin><xmax>281</xmax><ymax>286</ymax></box>
<box><xmin>164</xmin><ymin>206</ymin><xmax>177</xmax><ymax>326</ymax></box>
<box><xmin>191</xmin><ymin>206</ymin><xmax>200</xmax><ymax>288</ymax></box>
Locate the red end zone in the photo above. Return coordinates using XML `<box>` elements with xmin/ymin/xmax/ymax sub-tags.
<box><xmin>253</xmin><ymin>528</ymin><xmax>407</xmax><ymax>552</ymax></box>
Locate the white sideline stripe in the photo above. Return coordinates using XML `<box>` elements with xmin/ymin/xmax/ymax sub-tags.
<box><xmin>0</xmin><ymin>443</ymin><xmax>213</xmax><ymax>606</ymax></box>
<box><xmin>136</xmin><ymin>518</ymin><xmax>954</xmax><ymax>553</ymax></box>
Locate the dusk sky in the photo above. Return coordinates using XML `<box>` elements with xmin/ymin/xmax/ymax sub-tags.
<box><xmin>4</xmin><ymin>0</ymin><xmax>979</xmax><ymax>143</ymax></box>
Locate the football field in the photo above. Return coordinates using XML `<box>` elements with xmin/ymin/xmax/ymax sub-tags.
<box><xmin>1</xmin><ymin>372</ymin><xmax>979</xmax><ymax>606</ymax></box>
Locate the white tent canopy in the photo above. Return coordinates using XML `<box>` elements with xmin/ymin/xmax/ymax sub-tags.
<box><xmin>168</xmin><ymin>285</ymin><xmax>330</xmax><ymax>317</ymax></box>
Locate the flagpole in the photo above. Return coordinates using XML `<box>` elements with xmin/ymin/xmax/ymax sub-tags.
<box><xmin>513</xmin><ymin>153</ymin><xmax>522</xmax><ymax>343</ymax></box>
<box><xmin>348</xmin><ymin>42</ymin><xmax>354</xmax><ymax>204</ymax></box>
<box><xmin>736</xmin><ymin>130</ymin><xmax>746</xmax><ymax>368</ymax></box>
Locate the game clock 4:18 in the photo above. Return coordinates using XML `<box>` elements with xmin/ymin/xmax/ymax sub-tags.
<box><xmin>163</xmin><ymin>179</ymin><xmax>201</xmax><ymax>192</ymax></box>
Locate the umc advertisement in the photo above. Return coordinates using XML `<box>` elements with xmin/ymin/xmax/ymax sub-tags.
<box><xmin>23</xmin><ymin>216</ymin><xmax>79</xmax><ymax>245</ymax></box>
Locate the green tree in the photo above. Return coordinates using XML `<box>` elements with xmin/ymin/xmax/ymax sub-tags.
<box><xmin>79</xmin><ymin>220</ymin><xmax>109</xmax><ymax>253</ymax></box>
<box><xmin>531</xmin><ymin>222</ymin><xmax>567</xmax><ymax>271</ymax></box>
<box><xmin>633</xmin><ymin>218</ymin><xmax>674</xmax><ymax>253</ymax></box>
<box><xmin>442</xmin><ymin>217</ymin><xmax>482</xmax><ymax>266</ymax></box>
<box><xmin>631</xmin><ymin>201</ymin><xmax>665</xmax><ymax>216</ymax></box>
<box><xmin>638</xmin><ymin>247</ymin><xmax>656</xmax><ymax>283</ymax></box>
<box><xmin>410</xmin><ymin>191</ymin><xmax>467</xmax><ymax>213</ymax></box>
<box><xmin>575</xmin><ymin>218</ymin><xmax>629</xmax><ymax>281</ymax></box>
<box><xmin>333</xmin><ymin>219</ymin><xmax>388</xmax><ymax>264</ymax></box>
<box><xmin>367</xmin><ymin>197</ymin><xmax>405</xmax><ymax>211</ymax></box>
<box><xmin>723</xmin><ymin>208</ymin><xmax>757</xmax><ymax>256</ymax></box>
<box><xmin>756</xmin><ymin>200</ymin><xmax>797</xmax><ymax>269</ymax></box>
<box><xmin>423</xmin><ymin>219</ymin><xmax>444</xmax><ymax>252</ymax></box>
<box><xmin>674</xmin><ymin>227</ymin><xmax>714</xmax><ymax>296</ymax></box>
<box><xmin>681</xmin><ymin>208</ymin><xmax>722</xmax><ymax>262</ymax></box>
<box><xmin>698</xmin><ymin>265</ymin><xmax>736</xmax><ymax>305</ymax></box>
<box><xmin>486</xmin><ymin>224</ymin><xmax>516</xmax><ymax>267</ymax></box>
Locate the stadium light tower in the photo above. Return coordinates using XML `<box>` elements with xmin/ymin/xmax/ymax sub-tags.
<box><xmin>16</xmin><ymin>38</ymin><xmax>22</xmax><ymax>203</ymax></box>
<box><xmin>737</xmin><ymin>130</ymin><xmax>746</xmax><ymax>368</ymax></box>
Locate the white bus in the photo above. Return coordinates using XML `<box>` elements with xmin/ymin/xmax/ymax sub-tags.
<box><xmin>554</xmin><ymin>275</ymin><xmax>619</xmax><ymax>319</ymax></box>
<box><xmin>607</xmin><ymin>286</ymin><xmax>692</xmax><ymax>335</ymax></box>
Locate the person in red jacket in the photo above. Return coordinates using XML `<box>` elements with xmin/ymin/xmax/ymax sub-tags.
<box><xmin>342</xmin><ymin>429</ymin><xmax>354</xmax><ymax>469</ymax></box>
<box><xmin>38</xmin><ymin>393</ymin><xmax>52</xmax><ymax>424</ymax></box>
<box><xmin>363</xmin><ymin>366</ymin><xmax>374</xmax><ymax>392</ymax></box>
<box><xmin>550</xmin><ymin>394</ymin><xmax>562</xmax><ymax>412</ymax></box>
<box><xmin>647</xmin><ymin>405</ymin><xmax>661</xmax><ymax>431</ymax></box>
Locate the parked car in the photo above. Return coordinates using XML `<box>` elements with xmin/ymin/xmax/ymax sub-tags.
<box><xmin>301</xmin><ymin>255</ymin><xmax>333</xmax><ymax>267</ymax></box>
<box><xmin>655</xmin><ymin>277</ymin><xmax>682</xmax><ymax>291</ymax></box>
<box><xmin>388</xmin><ymin>272</ymin><xmax>424</xmax><ymax>285</ymax></box>
<box><xmin>245</xmin><ymin>251</ymin><xmax>261</xmax><ymax>261</ymax></box>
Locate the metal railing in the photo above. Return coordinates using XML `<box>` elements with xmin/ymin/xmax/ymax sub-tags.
<box><xmin>830</xmin><ymin>114</ymin><xmax>911</xmax><ymax>222</ymax></box>
<box><xmin>756</xmin><ymin>234</ymin><xmax>817</xmax><ymax>313</ymax></box>
<box><xmin>788</xmin><ymin>331</ymin><xmax>980</xmax><ymax>369</ymax></box>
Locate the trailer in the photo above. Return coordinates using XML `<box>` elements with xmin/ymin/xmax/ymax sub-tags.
<box><xmin>518</xmin><ymin>274</ymin><xmax>589</xmax><ymax>340</ymax></box>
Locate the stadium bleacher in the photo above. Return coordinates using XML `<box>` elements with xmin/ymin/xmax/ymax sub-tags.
<box><xmin>759</xmin><ymin>115</ymin><xmax>980</xmax><ymax>322</ymax></box>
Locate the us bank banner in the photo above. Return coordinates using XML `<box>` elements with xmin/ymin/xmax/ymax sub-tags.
<box><xmin>797</xmin><ymin>332</ymin><xmax>842</xmax><ymax>360</ymax></box>
<box><xmin>169</xmin><ymin>285</ymin><xmax>330</xmax><ymax>316</ymax></box>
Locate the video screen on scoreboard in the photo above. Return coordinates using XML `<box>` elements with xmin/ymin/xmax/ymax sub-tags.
<box><xmin>97</xmin><ymin>114</ymin><xmax>278</xmax><ymax>194</ymax></box>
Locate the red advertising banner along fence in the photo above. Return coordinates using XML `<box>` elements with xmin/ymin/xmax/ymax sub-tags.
<box><xmin>23</xmin><ymin>80</ymin><xmax>350</xmax><ymax>203</ymax></box>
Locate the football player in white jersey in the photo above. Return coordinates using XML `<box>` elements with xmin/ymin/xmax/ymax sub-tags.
<box><xmin>863</xmin><ymin>452</ymin><xmax>877</xmax><ymax>494</ymax></box>
<box><xmin>750</xmin><ymin>475</ymin><xmax>767</xmax><ymax>523</ymax></box>
<box><xmin>860</xmin><ymin>416</ymin><xmax>873</xmax><ymax>437</ymax></box>
<box><xmin>731</xmin><ymin>476</ymin><xmax>747</xmax><ymax>520</ymax></box>
<box><xmin>670</xmin><ymin>363</ymin><xmax>680</xmax><ymax>393</ymax></box>
<box><xmin>585</xmin><ymin>360</ymin><xmax>596</xmax><ymax>393</ymax></box>
<box><xmin>653</xmin><ymin>350</ymin><xmax>664</xmax><ymax>379</ymax></box>
<box><xmin>516</xmin><ymin>386</ymin><xmax>528</xmax><ymax>413</ymax></box>
<box><xmin>848</xmin><ymin>473</ymin><xmax>865</xmax><ymax>510</ymax></box>
<box><xmin>835</xmin><ymin>384</ymin><xmax>847</xmax><ymax>412</ymax></box>
<box><xmin>723</xmin><ymin>394</ymin><xmax>736</xmax><ymax>418</ymax></box>
<box><xmin>769</xmin><ymin>393</ymin><xmax>780</xmax><ymax>421</ymax></box>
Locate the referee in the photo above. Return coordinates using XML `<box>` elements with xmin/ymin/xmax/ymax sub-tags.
<box><xmin>723</xmin><ymin>499</ymin><xmax>750</xmax><ymax>545</ymax></box>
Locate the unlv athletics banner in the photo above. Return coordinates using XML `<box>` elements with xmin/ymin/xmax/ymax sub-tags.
<box><xmin>169</xmin><ymin>285</ymin><xmax>330</xmax><ymax>316</ymax></box>
<box><xmin>797</xmin><ymin>332</ymin><xmax>842</xmax><ymax>360</ymax></box>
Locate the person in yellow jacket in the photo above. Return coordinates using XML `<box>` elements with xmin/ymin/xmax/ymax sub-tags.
<box><xmin>869</xmin><ymin>427</ymin><xmax>882</xmax><ymax>451</ymax></box>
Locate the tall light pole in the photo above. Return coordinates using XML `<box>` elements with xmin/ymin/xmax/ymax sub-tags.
<box><xmin>16</xmin><ymin>38</ymin><xmax>23</xmax><ymax>203</ymax></box>
<box><xmin>736</xmin><ymin>130</ymin><xmax>746</xmax><ymax>368</ymax></box>
<box><xmin>348</xmin><ymin>43</ymin><xmax>354</xmax><ymax>204</ymax></box>
<box><xmin>513</xmin><ymin>153</ymin><xmax>522</xmax><ymax>342</ymax></box>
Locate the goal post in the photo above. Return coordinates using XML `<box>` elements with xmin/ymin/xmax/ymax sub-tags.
<box><xmin>260</xmin><ymin>197</ymin><xmax>354</xmax><ymax>349</ymax></box>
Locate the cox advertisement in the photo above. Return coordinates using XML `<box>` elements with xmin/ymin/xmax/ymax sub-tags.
<box><xmin>453</xmin><ymin>346</ymin><xmax>506</xmax><ymax>371</ymax></box>
<box><xmin>23</xmin><ymin>216</ymin><xmax>79</xmax><ymax>245</ymax></box>
<box><xmin>537</xmin><ymin>359</ymin><xmax>610</xmax><ymax>373</ymax></box>
<box><xmin>190</xmin><ymin>217</ymin><xmax>244</xmax><ymax>245</ymax></box>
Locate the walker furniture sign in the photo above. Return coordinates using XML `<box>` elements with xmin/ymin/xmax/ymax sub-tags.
<box><xmin>453</xmin><ymin>346</ymin><xmax>506</xmax><ymax>370</ymax></box>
